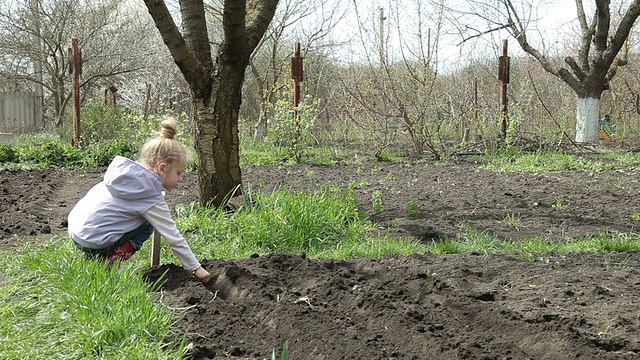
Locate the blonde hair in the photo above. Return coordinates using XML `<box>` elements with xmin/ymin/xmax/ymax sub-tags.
<box><xmin>139</xmin><ymin>118</ymin><xmax>191</xmax><ymax>168</ymax></box>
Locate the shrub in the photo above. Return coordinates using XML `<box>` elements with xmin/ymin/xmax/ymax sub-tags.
<box><xmin>270</xmin><ymin>97</ymin><xmax>318</xmax><ymax>163</ymax></box>
<box><xmin>0</xmin><ymin>144</ymin><xmax>16</xmax><ymax>163</ymax></box>
<box><xmin>15</xmin><ymin>139</ymin><xmax>84</xmax><ymax>167</ymax></box>
<box><xmin>86</xmin><ymin>139</ymin><xmax>139</xmax><ymax>167</ymax></box>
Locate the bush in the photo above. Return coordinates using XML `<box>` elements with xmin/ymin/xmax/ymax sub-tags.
<box><xmin>0</xmin><ymin>144</ymin><xmax>16</xmax><ymax>163</ymax></box>
<box><xmin>9</xmin><ymin>108</ymin><xmax>195</xmax><ymax>169</ymax></box>
<box><xmin>270</xmin><ymin>98</ymin><xmax>318</xmax><ymax>163</ymax></box>
<box><xmin>86</xmin><ymin>139</ymin><xmax>139</xmax><ymax>167</ymax></box>
<box><xmin>15</xmin><ymin>140</ymin><xmax>84</xmax><ymax>167</ymax></box>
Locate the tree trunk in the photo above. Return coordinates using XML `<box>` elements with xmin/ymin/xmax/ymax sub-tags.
<box><xmin>575</xmin><ymin>97</ymin><xmax>600</xmax><ymax>143</ymax></box>
<box><xmin>145</xmin><ymin>0</ymin><xmax>279</xmax><ymax>207</ymax></box>
<box><xmin>253</xmin><ymin>106</ymin><xmax>268</xmax><ymax>142</ymax></box>
<box><xmin>194</xmin><ymin>33</ymin><xmax>248</xmax><ymax>207</ymax></box>
<box><xmin>193</xmin><ymin>96</ymin><xmax>242</xmax><ymax>207</ymax></box>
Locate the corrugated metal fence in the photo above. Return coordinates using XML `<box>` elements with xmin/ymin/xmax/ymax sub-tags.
<box><xmin>0</xmin><ymin>92</ymin><xmax>44</xmax><ymax>133</ymax></box>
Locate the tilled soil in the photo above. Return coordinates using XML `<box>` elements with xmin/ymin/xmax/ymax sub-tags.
<box><xmin>2</xmin><ymin>158</ymin><xmax>640</xmax><ymax>359</ymax></box>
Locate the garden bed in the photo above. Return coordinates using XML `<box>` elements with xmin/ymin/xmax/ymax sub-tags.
<box><xmin>2</xmin><ymin>158</ymin><xmax>640</xmax><ymax>359</ymax></box>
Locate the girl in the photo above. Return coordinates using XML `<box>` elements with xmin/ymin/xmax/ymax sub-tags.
<box><xmin>68</xmin><ymin>118</ymin><xmax>211</xmax><ymax>283</ymax></box>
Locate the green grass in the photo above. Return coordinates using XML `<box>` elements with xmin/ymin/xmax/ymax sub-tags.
<box><xmin>3</xmin><ymin>185</ymin><xmax>640</xmax><ymax>359</ymax></box>
<box><xmin>427</xmin><ymin>227</ymin><xmax>640</xmax><ymax>255</ymax></box>
<box><xmin>0</xmin><ymin>240</ymin><xmax>186</xmax><ymax>360</ymax></box>
<box><xmin>161</xmin><ymin>186</ymin><xmax>401</xmax><ymax>260</ymax></box>
<box><xmin>482</xmin><ymin>150</ymin><xmax>620</xmax><ymax>173</ymax></box>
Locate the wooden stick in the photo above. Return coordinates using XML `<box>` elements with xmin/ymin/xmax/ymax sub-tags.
<box><xmin>151</xmin><ymin>231</ymin><xmax>161</xmax><ymax>266</ymax></box>
<box><xmin>151</xmin><ymin>191</ymin><xmax>166</xmax><ymax>266</ymax></box>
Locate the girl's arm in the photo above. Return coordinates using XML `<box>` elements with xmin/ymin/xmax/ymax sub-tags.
<box><xmin>143</xmin><ymin>202</ymin><xmax>210</xmax><ymax>281</ymax></box>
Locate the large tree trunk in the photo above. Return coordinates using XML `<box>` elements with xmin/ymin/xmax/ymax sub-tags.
<box><xmin>145</xmin><ymin>0</ymin><xmax>278</xmax><ymax>207</ymax></box>
<box><xmin>575</xmin><ymin>97</ymin><xmax>601</xmax><ymax>143</ymax></box>
<box><xmin>194</xmin><ymin>57</ymin><xmax>245</xmax><ymax>206</ymax></box>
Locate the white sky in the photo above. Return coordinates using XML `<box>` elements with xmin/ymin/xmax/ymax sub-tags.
<box><xmin>324</xmin><ymin>0</ymin><xmax>587</xmax><ymax>71</ymax></box>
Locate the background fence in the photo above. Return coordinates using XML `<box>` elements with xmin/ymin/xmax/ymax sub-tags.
<box><xmin>0</xmin><ymin>92</ymin><xmax>44</xmax><ymax>134</ymax></box>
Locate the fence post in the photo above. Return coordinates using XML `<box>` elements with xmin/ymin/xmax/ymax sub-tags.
<box><xmin>290</xmin><ymin>43</ymin><xmax>304</xmax><ymax>161</ymax></box>
<box><xmin>498</xmin><ymin>40</ymin><xmax>510</xmax><ymax>140</ymax></box>
<box><xmin>69</xmin><ymin>38</ymin><xmax>82</xmax><ymax>146</ymax></box>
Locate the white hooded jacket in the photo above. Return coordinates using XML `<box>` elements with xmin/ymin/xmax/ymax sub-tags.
<box><xmin>68</xmin><ymin>156</ymin><xmax>201</xmax><ymax>271</ymax></box>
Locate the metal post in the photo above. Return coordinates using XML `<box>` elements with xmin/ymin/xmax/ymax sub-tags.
<box><xmin>68</xmin><ymin>38</ymin><xmax>82</xmax><ymax>146</ymax></box>
<box><xmin>290</xmin><ymin>43</ymin><xmax>304</xmax><ymax>161</ymax></box>
<box><xmin>31</xmin><ymin>0</ymin><xmax>44</xmax><ymax>130</ymax></box>
<box><xmin>291</xmin><ymin>43</ymin><xmax>303</xmax><ymax>107</ymax></box>
<box><xmin>498</xmin><ymin>40</ymin><xmax>510</xmax><ymax>140</ymax></box>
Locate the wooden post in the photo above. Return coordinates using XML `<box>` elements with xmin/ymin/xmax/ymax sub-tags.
<box><xmin>68</xmin><ymin>38</ymin><xmax>82</xmax><ymax>146</ymax></box>
<box><xmin>151</xmin><ymin>191</ymin><xmax>165</xmax><ymax>267</ymax></box>
<box><xmin>498</xmin><ymin>40</ymin><xmax>510</xmax><ymax>140</ymax></box>
<box><xmin>151</xmin><ymin>231</ymin><xmax>161</xmax><ymax>267</ymax></box>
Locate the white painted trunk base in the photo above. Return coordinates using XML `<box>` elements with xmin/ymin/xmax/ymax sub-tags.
<box><xmin>575</xmin><ymin>97</ymin><xmax>600</xmax><ymax>143</ymax></box>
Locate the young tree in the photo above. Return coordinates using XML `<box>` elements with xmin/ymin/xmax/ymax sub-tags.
<box><xmin>144</xmin><ymin>0</ymin><xmax>279</xmax><ymax>207</ymax></box>
<box><xmin>456</xmin><ymin>0</ymin><xmax>640</xmax><ymax>142</ymax></box>
<box><xmin>338</xmin><ymin>0</ymin><xmax>447</xmax><ymax>158</ymax></box>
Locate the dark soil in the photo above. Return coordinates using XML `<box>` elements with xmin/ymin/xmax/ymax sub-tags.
<box><xmin>2</xmin><ymin>158</ymin><xmax>640</xmax><ymax>359</ymax></box>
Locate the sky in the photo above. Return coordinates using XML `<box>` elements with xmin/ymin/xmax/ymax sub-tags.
<box><xmin>321</xmin><ymin>0</ymin><xmax>584</xmax><ymax>71</ymax></box>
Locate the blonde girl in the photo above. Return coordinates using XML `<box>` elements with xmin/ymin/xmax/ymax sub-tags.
<box><xmin>68</xmin><ymin>118</ymin><xmax>211</xmax><ymax>283</ymax></box>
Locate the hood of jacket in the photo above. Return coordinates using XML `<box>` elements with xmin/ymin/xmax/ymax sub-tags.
<box><xmin>104</xmin><ymin>155</ymin><xmax>164</xmax><ymax>200</ymax></box>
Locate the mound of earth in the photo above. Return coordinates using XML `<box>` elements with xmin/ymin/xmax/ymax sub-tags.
<box><xmin>145</xmin><ymin>251</ymin><xmax>640</xmax><ymax>359</ymax></box>
<box><xmin>2</xmin><ymin>158</ymin><xmax>640</xmax><ymax>359</ymax></box>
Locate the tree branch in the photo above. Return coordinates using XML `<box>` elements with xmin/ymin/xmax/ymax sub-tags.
<box><xmin>456</xmin><ymin>23</ymin><xmax>511</xmax><ymax>45</ymax></box>
<box><xmin>144</xmin><ymin>0</ymin><xmax>208</xmax><ymax>96</ymax></box>
<box><xmin>564</xmin><ymin>57</ymin><xmax>587</xmax><ymax>81</ymax></box>
<box><xmin>245</xmin><ymin>0</ymin><xmax>279</xmax><ymax>53</ymax></box>
<box><xmin>222</xmin><ymin>0</ymin><xmax>248</xmax><ymax>63</ymax></box>
<box><xmin>593</xmin><ymin>0</ymin><xmax>610</xmax><ymax>51</ymax></box>
<box><xmin>180</xmin><ymin>0</ymin><xmax>214</xmax><ymax>73</ymax></box>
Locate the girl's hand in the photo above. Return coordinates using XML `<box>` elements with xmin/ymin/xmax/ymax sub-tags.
<box><xmin>193</xmin><ymin>267</ymin><xmax>213</xmax><ymax>284</ymax></box>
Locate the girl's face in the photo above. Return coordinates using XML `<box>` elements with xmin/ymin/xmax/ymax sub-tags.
<box><xmin>156</xmin><ymin>160</ymin><xmax>186</xmax><ymax>192</ymax></box>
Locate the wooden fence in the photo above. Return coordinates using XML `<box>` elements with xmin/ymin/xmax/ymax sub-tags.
<box><xmin>0</xmin><ymin>92</ymin><xmax>44</xmax><ymax>133</ymax></box>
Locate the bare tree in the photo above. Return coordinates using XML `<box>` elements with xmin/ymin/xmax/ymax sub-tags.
<box><xmin>338</xmin><ymin>0</ymin><xmax>447</xmax><ymax>158</ymax></box>
<box><xmin>144</xmin><ymin>0</ymin><xmax>279</xmax><ymax>207</ymax></box>
<box><xmin>455</xmin><ymin>0</ymin><xmax>640</xmax><ymax>143</ymax></box>
<box><xmin>0</xmin><ymin>0</ymin><xmax>155</xmax><ymax>127</ymax></box>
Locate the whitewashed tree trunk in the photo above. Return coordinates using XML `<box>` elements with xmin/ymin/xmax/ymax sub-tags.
<box><xmin>575</xmin><ymin>97</ymin><xmax>600</xmax><ymax>143</ymax></box>
<box><xmin>253</xmin><ymin>107</ymin><xmax>267</xmax><ymax>142</ymax></box>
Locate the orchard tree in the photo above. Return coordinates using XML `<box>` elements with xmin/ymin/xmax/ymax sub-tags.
<box><xmin>339</xmin><ymin>0</ymin><xmax>447</xmax><ymax>158</ymax></box>
<box><xmin>455</xmin><ymin>0</ymin><xmax>640</xmax><ymax>143</ymax></box>
<box><xmin>144</xmin><ymin>0</ymin><xmax>279</xmax><ymax>207</ymax></box>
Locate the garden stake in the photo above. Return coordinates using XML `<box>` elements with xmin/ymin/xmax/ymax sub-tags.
<box><xmin>151</xmin><ymin>230</ymin><xmax>161</xmax><ymax>266</ymax></box>
<box><xmin>151</xmin><ymin>190</ymin><xmax>166</xmax><ymax>266</ymax></box>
